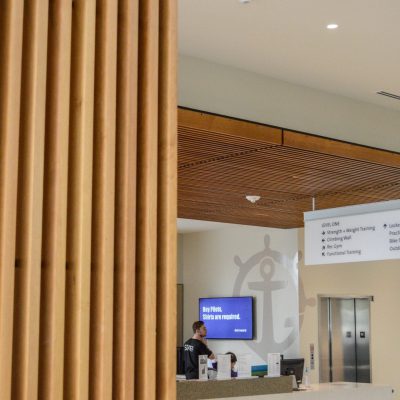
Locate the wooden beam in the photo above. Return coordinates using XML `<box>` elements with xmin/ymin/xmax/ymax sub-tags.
<box><xmin>178</xmin><ymin>108</ymin><xmax>282</xmax><ymax>144</ymax></box>
<box><xmin>283</xmin><ymin>130</ymin><xmax>400</xmax><ymax>168</ymax></box>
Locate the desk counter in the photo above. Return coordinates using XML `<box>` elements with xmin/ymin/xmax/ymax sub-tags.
<box><xmin>208</xmin><ymin>382</ymin><xmax>393</xmax><ymax>400</ymax></box>
<box><xmin>177</xmin><ymin>376</ymin><xmax>293</xmax><ymax>400</ymax></box>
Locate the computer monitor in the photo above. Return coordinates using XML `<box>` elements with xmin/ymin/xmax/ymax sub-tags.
<box><xmin>280</xmin><ymin>358</ymin><xmax>305</xmax><ymax>385</ymax></box>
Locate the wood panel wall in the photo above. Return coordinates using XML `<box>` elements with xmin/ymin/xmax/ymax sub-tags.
<box><xmin>0</xmin><ymin>1</ymin><xmax>177</xmax><ymax>399</ymax></box>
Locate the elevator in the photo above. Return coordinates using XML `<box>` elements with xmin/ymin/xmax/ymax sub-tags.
<box><xmin>319</xmin><ymin>296</ymin><xmax>371</xmax><ymax>383</ymax></box>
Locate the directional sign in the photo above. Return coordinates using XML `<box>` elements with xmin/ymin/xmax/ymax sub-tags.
<box><xmin>304</xmin><ymin>201</ymin><xmax>400</xmax><ymax>265</ymax></box>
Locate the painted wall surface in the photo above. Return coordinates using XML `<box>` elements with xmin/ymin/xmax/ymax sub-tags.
<box><xmin>298</xmin><ymin>228</ymin><xmax>400</xmax><ymax>398</ymax></box>
<box><xmin>179</xmin><ymin>55</ymin><xmax>400</xmax><ymax>152</ymax></box>
<box><xmin>180</xmin><ymin>224</ymin><xmax>300</xmax><ymax>365</ymax></box>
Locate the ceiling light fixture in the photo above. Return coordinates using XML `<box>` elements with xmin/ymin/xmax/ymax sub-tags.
<box><xmin>246</xmin><ymin>195</ymin><xmax>261</xmax><ymax>204</ymax></box>
<box><xmin>239</xmin><ymin>0</ymin><xmax>251</xmax><ymax>4</ymax></box>
<box><xmin>326</xmin><ymin>23</ymin><xmax>338</xmax><ymax>29</ymax></box>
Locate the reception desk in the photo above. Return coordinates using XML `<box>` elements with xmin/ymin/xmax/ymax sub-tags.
<box><xmin>207</xmin><ymin>382</ymin><xmax>394</xmax><ymax>400</ymax></box>
<box><xmin>176</xmin><ymin>376</ymin><xmax>293</xmax><ymax>400</ymax></box>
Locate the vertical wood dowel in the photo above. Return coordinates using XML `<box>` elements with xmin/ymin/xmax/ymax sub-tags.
<box><xmin>89</xmin><ymin>0</ymin><xmax>118</xmax><ymax>397</ymax></box>
<box><xmin>64</xmin><ymin>0</ymin><xmax>96</xmax><ymax>399</ymax></box>
<box><xmin>12</xmin><ymin>0</ymin><xmax>49</xmax><ymax>399</ymax></box>
<box><xmin>38</xmin><ymin>0</ymin><xmax>72</xmax><ymax>399</ymax></box>
<box><xmin>0</xmin><ymin>1</ymin><xmax>24</xmax><ymax>399</ymax></box>
<box><xmin>135</xmin><ymin>0</ymin><xmax>159</xmax><ymax>398</ymax></box>
<box><xmin>157</xmin><ymin>0</ymin><xmax>178</xmax><ymax>398</ymax></box>
<box><xmin>113</xmin><ymin>0</ymin><xmax>138</xmax><ymax>398</ymax></box>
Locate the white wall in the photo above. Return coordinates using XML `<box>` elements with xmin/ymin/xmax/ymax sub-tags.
<box><xmin>179</xmin><ymin>220</ymin><xmax>400</xmax><ymax>393</ymax></box>
<box><xmin>179</xmin><ymin>55</ymin><xmax>400</xmax><ymax>152</ymax></box>
<box><xmin>180</xmin><ymin>223</ymin><xmax>300</xmax><ymax>365</ymax></box>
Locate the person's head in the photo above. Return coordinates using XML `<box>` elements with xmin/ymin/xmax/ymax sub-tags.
<box><xmin>192</xmin><ymin>320</ymin><xmax>207</xmax><ymax>337</ymax></box>
<box><xmin>226</xmin><ymin>352</ymin><xmax>237</xmax><ymax>368</ymax></box>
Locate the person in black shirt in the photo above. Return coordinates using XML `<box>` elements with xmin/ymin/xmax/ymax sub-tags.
<box><xmin>184</xmin><ymin>321</ymin><xmax>215</xmax><ymax>379</ymax></box>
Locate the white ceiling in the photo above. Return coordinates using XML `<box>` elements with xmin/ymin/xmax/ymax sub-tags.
<box><xmin>179</xmin><ymin>0</ymin><xmax>400</xmax><ymax>110</ymax></box>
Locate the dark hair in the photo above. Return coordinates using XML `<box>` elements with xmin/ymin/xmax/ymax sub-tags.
<box><xmin>192</xmin><ymin>320</ymin><xmax>204</xmax><ymax>333</ymax></box>
<box><xmin>226</xmin><ymin>352</ymin><xmax>237</xmax><ymax>363</ymax></box>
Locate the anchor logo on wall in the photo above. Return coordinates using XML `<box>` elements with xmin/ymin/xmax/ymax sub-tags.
<box><xmin>232</xmin><ymin>234</ymin><xmax>298</xmax><ymax>357</ymax></box>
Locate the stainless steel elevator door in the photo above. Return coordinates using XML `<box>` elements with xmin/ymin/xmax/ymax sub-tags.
<box><xmin>319</xmin><ymin>297</ymin><xmax>371</xmax><ymax>383</ymax></box>
<box><xmin>331</xmin><ymin>298</ymin><xmax>357</xmax><ymax>382</ymax></box>
<box><xmin>355</xmin><ymin>298</ymin><xmax>371</xmax><ymax>383</ymax></box>
<box><xmin>319</xmin><ymin>297</ymin><xmax>331</xmax><ymax>383</ymax></box>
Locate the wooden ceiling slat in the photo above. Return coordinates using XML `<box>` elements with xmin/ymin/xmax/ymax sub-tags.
<box><xmin>179</xmin><ymin>149</ymin><xmax>400</xmax><ymax>189</ymax></box>
<box><xmin>179</xmin><ymin>174</ymin><xmax>400</xmax><ymax>199</ymax></box>
<box><xmin>178</xmin><ymin>187</ymin><xmax>301</xmax><ymax>202</ymax></box>
<box><xmin>178</xmin><ymin>110</ymin><xmax>400</xmax><ymax>228</ymax></box>
<box><xmin>179</xmin><ymin>144</ymin><xmax>279</xmax><ymax>170</ymax></box>
<box><xmin>180</xmin><ymin>149</ymin><xmax>400</xmax><ymax>189</ymax></box>
<box><xmin>179</xmin><ymin>164</ymin><xmax>400</xmax><ymax>196</ymax></box>
<box><xmin>180</xmin><ymin>145</ymin><xmax>400</xmax><ymax>178</ymax></box>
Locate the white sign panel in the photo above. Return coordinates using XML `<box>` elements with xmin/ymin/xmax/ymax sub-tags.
<box><xmin>198</xmin><ymin>355</ymin><xmax>208</xmax><ymax>380</ymax></box>
<box><xmin>267</xmin><ymin>353</ymin><xmax>281</xmax><ymax>377</ymax></box>
<box><xmin>217</xmin><ymin>354</ymin><xmax>231</xmax><ymax>380</ymax></box>
<box><xmin>237</xmin><ymin>354</ymin><xmax>251</xmax><ymax>378</ymax></box>
<box><xmin>305</xmin><ymin>206</ymin><xmax>400</xmax><ymax>265</ymax></box>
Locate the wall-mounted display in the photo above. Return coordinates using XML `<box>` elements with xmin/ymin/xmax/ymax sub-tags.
<box><xmin>198</xmin><ymin>296</ymin><xmax>254</xmax><ymax>340</ymax></box>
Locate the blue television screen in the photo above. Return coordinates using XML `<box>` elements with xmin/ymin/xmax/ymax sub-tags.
<box><xmin>199</xmin><ymin>296</ymin><xmax>254</xmax><ymax>340</ymax></box>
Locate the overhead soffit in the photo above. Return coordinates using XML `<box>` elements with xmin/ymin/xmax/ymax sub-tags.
<box><xmin>178</xmin><ymin>108</ymin><xmax>400</xmax><ymax>229</ymax></box>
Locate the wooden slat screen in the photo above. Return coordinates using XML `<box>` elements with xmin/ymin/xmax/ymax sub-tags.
<box><xmin>0</xmin><ymin>1</ymin><xmax>177</xmax><ymax>400</ymax></box>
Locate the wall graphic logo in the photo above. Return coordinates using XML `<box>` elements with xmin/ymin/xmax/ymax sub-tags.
<box><xmin>233</xmin><ymin>235</ymin><xmax>298</xmax><ymax>358</ymax></box>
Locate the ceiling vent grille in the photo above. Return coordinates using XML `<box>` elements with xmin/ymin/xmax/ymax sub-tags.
<box><xmin>376</xmin><ymin>91</ymin><xmax>400</xmax><ymax>101</ymax></box>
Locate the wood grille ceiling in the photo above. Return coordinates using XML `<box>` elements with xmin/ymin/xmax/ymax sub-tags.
<box><xmin>178</xmin><ymin>108</ymin><xmax>400</xmax><ymax>228</ymax></box>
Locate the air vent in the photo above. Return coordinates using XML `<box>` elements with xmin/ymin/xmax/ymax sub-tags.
<box><xmin>376</xmin><ymin>91</ymin><xmax>400</xmax><ymax>101</ymax></box>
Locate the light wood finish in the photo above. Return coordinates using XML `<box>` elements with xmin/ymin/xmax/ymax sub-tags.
<box><xmin>0</xmin><ymin>1</ymin><xmax>178</xmax><ymax>399</ymax></box>
<box><xmin>179</xmin><ymin>108</ymin><xmax>282</xmax><ymax>145</ymax></box>
<box><xmin>38</xmin><ymin>1</ymin><xmax>72</xmax><ymax>399</ymax></box>
<box><xmin>135</xmin><ymin>0</ymin><xmax>159</xmax><ymax>398</ymax></box>
<box><xmin>89</xmin><ymin>0</ymin><xmax>117</xmax><ymax>398</ymax></box>
<box><xmin>157</xmin><ymin>0</ymin><xmax>178</xmax><ymax>398</ymax></box>
<box><xmin>284</xmin><ymin>130</ymin><xmax>400</xmax><ymax>168</ymax></box>
<box><xmin>0</xmin><ymin>2</ymin><xmax>24</xmax><ymax>398</ymax></box>
<box><xmin>113</xmin><ymin>0</ymin><xmax>138</xmax><ymax>398</ymax></box>
<box><xmin>12</xmin><ymin>1</ymin><xmax>49</xmax><ymax>399</ymax></box>
<box><xmin>178</xmin><ymin>110</ymin><xmax>400</xmax><ymax>228</ymax></box>
<box><xmin>64</xmin><ymin>0</ymin><xmax>96</xmax><ymax>398</ymax></box>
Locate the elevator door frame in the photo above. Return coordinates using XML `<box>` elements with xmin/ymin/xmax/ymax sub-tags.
<box><xmin>317</xmin><ymin>295</ymin><xmax>373</xmax><ymax>384</ymax></box>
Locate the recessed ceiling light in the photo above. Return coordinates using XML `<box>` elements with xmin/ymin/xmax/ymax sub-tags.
<box><xmin>239</xmin><ymin>0</ymin><xmax>251</xmax><ymax>4</ymax></box>
<box><xmin>326</xmin><ymin>23</ymin><xmax>339</xmax><ymax>30</ymax></box>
